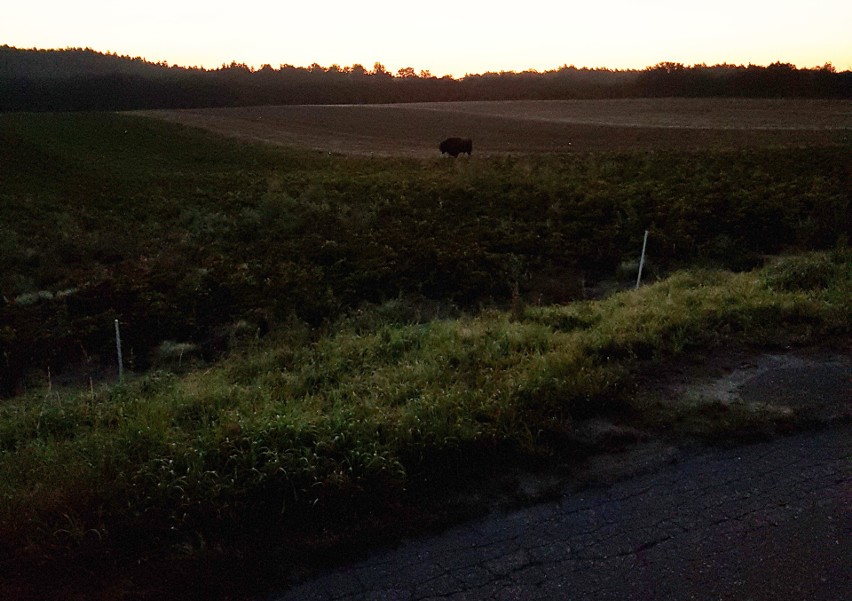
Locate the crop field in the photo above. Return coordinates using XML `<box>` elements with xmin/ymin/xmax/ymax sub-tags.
<box><xmin>1</xmin><ymin>105</ymin><xmax>850</xmax><ymax>600</ymax></box>
<box><xmin>1</xmin><ymin>108</ymin><xmax>849</xmax><ymax>396</ymax></box>
<box><xmin>135</xmin><ymin>98</ymin><xmax>851</xmax><ymax>156</ymax></box>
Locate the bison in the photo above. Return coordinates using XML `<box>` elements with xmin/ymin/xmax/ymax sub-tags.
<box><xmin>439</xmin><ymin>137</ymin><xmax>473</xmax><ymax>157</ymax></box>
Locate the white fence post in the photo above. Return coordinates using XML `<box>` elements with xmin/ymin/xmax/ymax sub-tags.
<box><xmin>114</xmin><ymin>319</ymin><xmax>124</xmax><ymax>382</ymax></box>
<box><xmin>636</xmin><ymin>230</ymin><xmax>649</xmax><ymax>289</ymax></box>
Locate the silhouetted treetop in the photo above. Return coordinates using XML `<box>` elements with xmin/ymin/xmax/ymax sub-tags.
<box><xmin>0</xmin><ymin>45</ymin><xmax>848</xmax><ymax>111</ymax></box>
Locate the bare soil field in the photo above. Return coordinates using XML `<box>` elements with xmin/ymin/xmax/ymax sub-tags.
<box><xmin>134</xmin><ymin>98</ymin><xmax>851</xmax><ymax>156</ymax></box>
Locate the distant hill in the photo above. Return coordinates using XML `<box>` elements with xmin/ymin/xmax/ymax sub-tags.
<box><xmin>0</xmin><ymin>45</ymin><xmax>182</xmax><ymax>78</ymax></box>
<box><xmin>1</xmin><ymin>46</ymin><xmax>849</xmax><ymax>111</ymax></box>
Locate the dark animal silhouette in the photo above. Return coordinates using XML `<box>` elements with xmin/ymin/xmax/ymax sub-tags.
<box><xmin>439</xmin><ymin>137</ymin><xmax>473</xmax><ymax>157</ymax></box>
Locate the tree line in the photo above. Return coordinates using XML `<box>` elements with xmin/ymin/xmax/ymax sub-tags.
<box><xmin>1</xmin><ymin>46</ymin><xmax>849</xmax><ymax>111</ymax></box>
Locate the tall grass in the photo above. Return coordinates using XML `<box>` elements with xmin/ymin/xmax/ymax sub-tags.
<box><xmin>1</xmin><ymin>251</ymin><xmax>848</xmax><ymax>562</ymax></box>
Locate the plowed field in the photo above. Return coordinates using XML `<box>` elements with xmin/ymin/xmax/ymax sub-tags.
<box><xmin>135</xmin><ymin>98</ymin><xmax>850</xmax><ymax>156</ymax></box>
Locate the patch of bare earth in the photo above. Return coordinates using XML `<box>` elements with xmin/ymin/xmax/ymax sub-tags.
<box><xmin>526</xmin><ymin>343</ymin><xmax>852</xmax><ymax>494</ymax></box>
<box><xmin>132</xmin><ymin>98</ymin><xmax>851</xmax><ymax>156</ymax></box>
<box><xmin>660</xmin><ymin>347</ymin><xmax>851</xmax><ymax>422</ymax></box>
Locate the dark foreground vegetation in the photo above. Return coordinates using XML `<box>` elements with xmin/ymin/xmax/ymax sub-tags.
<box><xmin>1</xmin><ymin>45</ymin><xmax>850</xmax><ymax>111</ymax></box>
<box><xmin>0</xmin><ymin>112</ymin><xmax>850</xmax><ymax>599</ymax></box>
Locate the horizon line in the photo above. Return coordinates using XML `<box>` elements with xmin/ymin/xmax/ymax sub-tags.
<box><xmin>3</xmin><ymin>44</ymin><xmax>848</xmax><ymax>78</ymax></box>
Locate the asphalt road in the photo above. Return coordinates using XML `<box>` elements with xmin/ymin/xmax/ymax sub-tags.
<box><xmin>269</xmin><ymin>426</ymin><xmax>851</xmax><ymax>601</ymax></box>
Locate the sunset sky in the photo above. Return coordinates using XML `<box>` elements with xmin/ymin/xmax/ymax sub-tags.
<box><xmin>3</xmin><ymin>1</ymin><xmax>850</xmax><ymax>76</ymax></box>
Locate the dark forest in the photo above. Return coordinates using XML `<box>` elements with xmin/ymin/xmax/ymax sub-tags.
<box><xmin>1</xmin><ymin>46</ymin><xmax>849</xmax><ymax>111</ymax></box>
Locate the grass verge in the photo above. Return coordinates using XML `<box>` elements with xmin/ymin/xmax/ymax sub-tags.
<box><xmin>0</xmin><ymin>250</ymin><xmax>849</xmax><ymax>599</ymax></box>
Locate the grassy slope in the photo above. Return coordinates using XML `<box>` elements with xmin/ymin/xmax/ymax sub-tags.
<box><xmin>1</xmin><ymin>251</ymin><xmax>849</xmax><ymax>598</ymax></box>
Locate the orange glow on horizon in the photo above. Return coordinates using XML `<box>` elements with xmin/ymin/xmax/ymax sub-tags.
<box><xmin>3</xmin><ymin>1</ymin><xmax>850</xmax><ymax>78</ymax></box>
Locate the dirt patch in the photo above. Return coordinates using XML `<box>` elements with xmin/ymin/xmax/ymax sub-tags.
<box><xmin>657</xmin><ymin>346</ymin><xmax>851</xmax><ymax>423</ymax></box>
<box><xmin>547</xmin><ymin>344</ymin><xmax>850</xmax><ymax>492</ymax></box>
<box><xmin>131</xmin><ymin>99</ymin><xmax>850</xmax><ymax>157</ymax></box>
<box><xmin>405</xmin><ymin>98</ymin><xmax>852</xmax><ymax>130</ymax></box>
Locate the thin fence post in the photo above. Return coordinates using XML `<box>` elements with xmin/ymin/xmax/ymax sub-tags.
<box><xmin>114</xmin><ymin>319</ymin><xmax>124</xmax><ymax>383</ymax></box>
<box><xmin>636</xmin><ymin>230</ymin><xmax>649</xmax><ymax>289</ymax></box>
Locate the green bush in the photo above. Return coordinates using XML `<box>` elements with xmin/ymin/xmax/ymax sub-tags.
<box><xmin>761</xmin><ymin>250</ymin><xmax>850</xmax><ymax>292</ymax></box>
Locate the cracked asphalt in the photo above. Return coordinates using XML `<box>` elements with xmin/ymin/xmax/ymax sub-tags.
<box><xmin>269</xmin><ymin>426</ymin><xmax>851</xmax><ymax>601</ymax></box>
